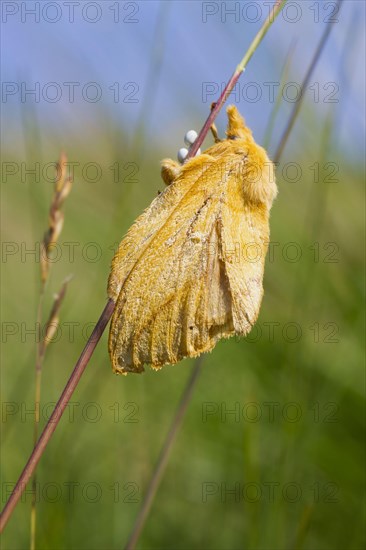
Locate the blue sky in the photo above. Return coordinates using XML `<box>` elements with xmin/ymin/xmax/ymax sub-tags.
<box><xmin>2</xmin><ymin>0</ymin><xmax>365</xmax><ymax>162</ymax></box>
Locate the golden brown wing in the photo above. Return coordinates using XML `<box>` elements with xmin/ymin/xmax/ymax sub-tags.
<box><xmin>219</xmin><ymin>169</ymin><xmax>270</xmax><ymax>334</ymax></box>
<box><xmin>108</xmin><ymin>155</ymin><xmax>237</xmax><ymax>374</ymax></box>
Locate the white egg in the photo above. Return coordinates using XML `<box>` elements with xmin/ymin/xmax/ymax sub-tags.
<box><xmin>184</xmin><ymin>130</ymin><xmax>198</xmax><ymax>146</ymax></box>
<box><xmin>177</xmin><ymin>147</ymin><xmax>189</xmax><ymax>163</ymax></box>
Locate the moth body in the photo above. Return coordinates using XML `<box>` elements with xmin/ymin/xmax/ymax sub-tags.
<box><xmin>108</xmin><ymin>106</ymin><xmax>277</xmax><ymax>374</ymax></box>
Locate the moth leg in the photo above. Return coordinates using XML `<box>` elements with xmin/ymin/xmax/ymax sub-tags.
<box><xmin>210</xmin><ymin>102</ymin><xmax>221</xmax><ymax>143</ymax></box>
<box><xmin>161</xmin><ymin>158</ymin><xmax>181</xmax><ymax>186</ymax></box>
<box><xmin>210</xmin><ymin>123</ymin><xmax>220</xmax><ymax>143</ymax></box>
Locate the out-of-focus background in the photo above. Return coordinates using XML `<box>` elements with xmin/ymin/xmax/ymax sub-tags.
<box><xmin>1</xmin><ymin>1</ymin><xmax>365</xmax><ymax>549</ymax></box>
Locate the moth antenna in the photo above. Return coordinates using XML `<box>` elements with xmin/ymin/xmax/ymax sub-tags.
<box><xmin>209</xmin><ymin>102</ymin><xmax>221</xmax><ymax>143</ymax></box>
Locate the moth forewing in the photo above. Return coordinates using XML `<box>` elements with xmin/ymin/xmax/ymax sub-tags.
<box><xmin>108</xmin><ymin>105</ymin><xmax>277</xmax><ymax>374</ymax></box>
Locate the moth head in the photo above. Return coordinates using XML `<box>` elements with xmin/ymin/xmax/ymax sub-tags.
<box><xmin>226</xmin><ymin>105</ymin><xmax>253</xmax><ymax>141</ymax></box>
<box><xmin>225</xmin><ymin>105</ymin><xmax>278</xmax><ymax>209</ymax></box>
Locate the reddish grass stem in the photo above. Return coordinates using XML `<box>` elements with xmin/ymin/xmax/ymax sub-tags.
<box><xmin>187</xmin><ymin>70</ymin><xmax>242</xmax><ymax>159</ymax></box>
<box><xmin>188</xmin><ymin>0</ymin><xmax>287</xmax><ymax>159</ymax></box>
<box><xmin>0</xmin><ymin>299</ymin><xmax>115</xmax><ymax>533</ymax></box>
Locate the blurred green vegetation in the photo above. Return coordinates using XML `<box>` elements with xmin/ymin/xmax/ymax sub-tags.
<box><xmin>1</xmin><ymin>90</ymin><xmax>365</xmax><ymax>550</ymax></box>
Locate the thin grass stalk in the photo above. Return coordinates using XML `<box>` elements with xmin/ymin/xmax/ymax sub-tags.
<box><xmin>273</xmin><ymin>0</ymin><xmax>343</xmax><ymax>164</ymax></box>
<box><xmin>0</xmin><ymin>299</ymin><xmax>115</xmax><ymax>534</ymax></box>
<box><xmin>263</xmin><ymin>40</ymin><xmax>296</xmax><ymax>150</ymax></box>
<box><xmin>30</xmin><ymin>285</ymin><xmax>45</xmax><ymax>550</ymax></box>
<box><xmin>132</xmin><ymin>1</ymin><xmax>171</xmax><ymax>156</ymax></box>
<box><xmin>30</xmin><ymin>154</ymin><xmax>73</xmax><ymax>550</ymax></box>
<box><xmin>268</xmin><ymin>7</ymin><xmax>343</xmax><ymax>543</ymax></box>
<box><xmin>124</xmin><ymin>357</ymin><xmax>203</xmax><ymax>550</ymax></box>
